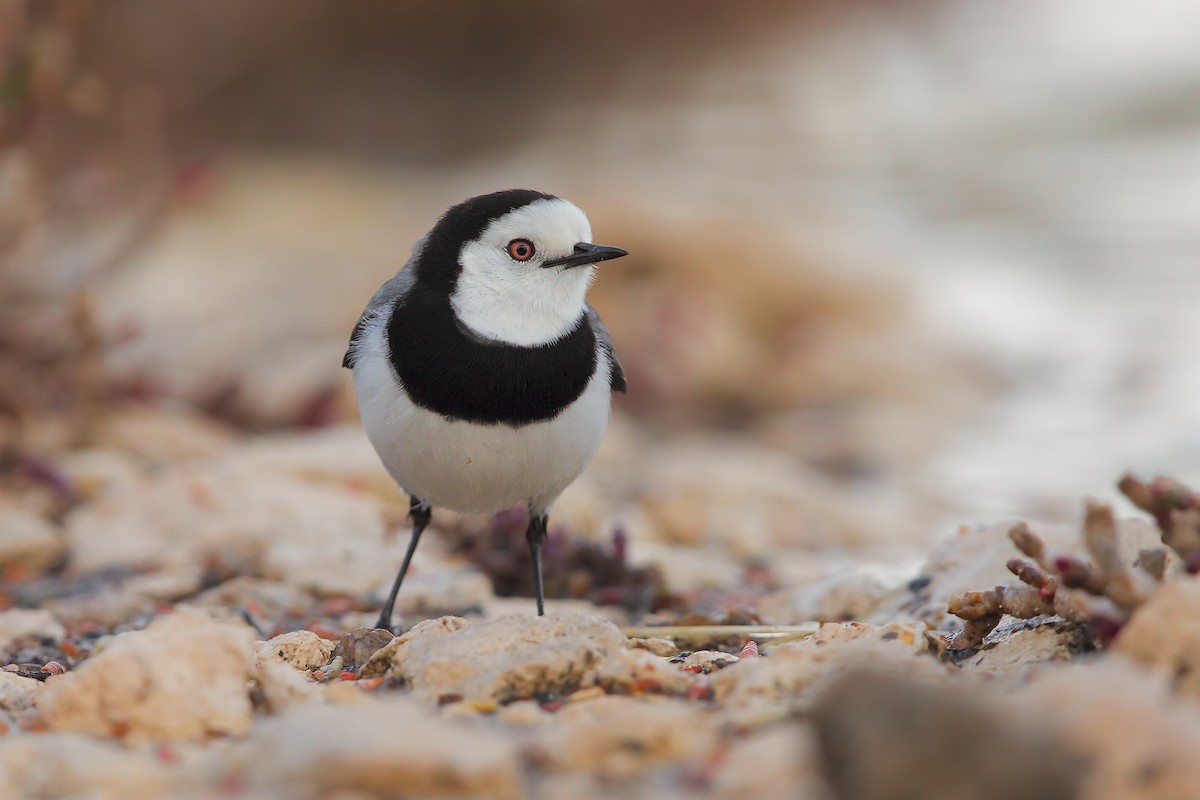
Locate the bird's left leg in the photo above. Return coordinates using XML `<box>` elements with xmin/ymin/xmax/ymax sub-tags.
<box><xmin>525</xmin><ymin>510</ymin><xmax>549</xmax><ymax>616</ymax></box>
<box><xmin>375</xmin><ymin>497</ymin><xmax>432</xmax><ymax>632</ymax></box>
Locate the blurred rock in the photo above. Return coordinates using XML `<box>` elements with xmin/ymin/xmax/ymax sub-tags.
<box><xmin>255</xmin><ymin>630</ymin><xmax>336</xmax><ymax>672</ymax></box>
<box><xmin>191</xmin><ymin>576</ymin><xmax>316</xmax><ymax>620</ymax></box>
<box><xmin>390</xmin><ymin>568</ymin><xmax>494</xmax><ymax>618</ymax></box>
<box><xmin>0</xmin><ymin>733</ymin><xmax>173</xmax><ymax>800</ymax></box>
<box><xmin>38</xmin><ymin>608</ymin><xmax>255</xmax><ymax>741</ymax></box>
<box><xmin>711</xmin><ymin>621</ymin><xmax>943</xmax><ymax>728</ymax></box>
<box><xmin>679</xmin><ymin>650</ymin><xmax>739</xmax><ymax>674</ymax></box>
<box><xmin>64</xmin><ymin>455</ymin><xmax>399</xmax><ymax>595</ymax></box>
<box><xmin>760</xmin><ymin>571</ymin><xmax>887</xmax><ymax>624</ymax></box>
<box><xmin>812</xmin><ymin>667</ymin><xmax>1081</xmax><ymax>800</ymax></box>
<box><xmin>1018</xmin><ymin>659</ymin><xmax>1200</xmax><ymax>800</ymax></box>
<box><xmin>872</xmin><ymin>518</ymin><xmax>1163</xmax><ymax>630</ymax></box>
<box><xmin>91</xmin><ymin>407</ymin><xmax>235</xmax><ymax>465</ymax></box>
<box><xmin>528</xmin><ymin>695</ymin><xmax>717</xmax><ymax>781</ymax></box>
<box><xmin>234</xmin><ymin>697</ymin><xmax>523</xmax><ymax>799</ymax></box>
<box><xmin>0</xmin><ymin>608</ymin><xmax>65</xmax><ymax>650</ymax></box>
<box><xmin>710</xmin><ymin>723</ymin><xmax>830</xmax><ymax>800</ymax></box>
<box><xmin>377</xmin><ymin>612</ymin><xmax>625</xmax><ymax>703</ymax></box>
<box><xmin>232</xmin><ymin>424</ymin><xmax>397</xmax><ymax>502</ymax></box>
<box><xmin>0</xmin><ymin>503</ymin><xmax>64</xmax><ymax>572</ymax></box>
<box><xmin>1113</xmin><ymin>577</ymin><xmax>1200</xmax><ymax>701</ymax></box>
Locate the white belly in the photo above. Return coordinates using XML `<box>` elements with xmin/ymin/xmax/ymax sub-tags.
<box><xmin>351</xmin><ymin>318</ymin><xmax>612</xmax><ymax>514</ymax></box>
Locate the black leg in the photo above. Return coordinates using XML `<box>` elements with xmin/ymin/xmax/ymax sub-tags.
<box><xmin>525</xmin><ymin>511</ymin><xmax>548</xmax><ymax>616</ymax></box>
<box><xmin>375</xmin><ymin>497</ymin><xmax>431</xmax><ymax>632</ymax></box>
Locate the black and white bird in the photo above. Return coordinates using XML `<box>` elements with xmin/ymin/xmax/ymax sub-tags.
<box><xmin>342</xmin><ymin>189</ymin><xmax>628</xmax><ymax>630</ymax></box>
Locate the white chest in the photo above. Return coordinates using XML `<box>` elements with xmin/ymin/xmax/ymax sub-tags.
<box><xmin>351</xmin><ymin>316</ymin><xmax>612</xmax><ymax>514</ymax></box>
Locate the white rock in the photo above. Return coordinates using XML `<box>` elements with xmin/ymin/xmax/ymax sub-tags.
<box><xmin>0</xmin><ymin>732</ymin><xmax>172</xmax><ymax>799</ymax></box>
<box><xmin>38</xmin><ymin>608</ymin><xmax>256</xmax><ymax>741</ymax></box>
<box><xmin>255</xmin><ymin>630</ymin><xmax>336</xmax><ymax>672</ymax></box>
<box><xmin>381</xmin><ymin>612</ymin><xmax>626</xmax><ymax>703</ymax></box>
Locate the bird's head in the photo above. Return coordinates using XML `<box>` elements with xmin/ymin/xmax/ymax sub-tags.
<box><xmin>413</xmin><ymin>189</ymin><xmax>627</xmax><ymax>346</ymax></box>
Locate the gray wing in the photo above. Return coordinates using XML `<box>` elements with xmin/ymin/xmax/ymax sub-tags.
<box><xmin>342</xmin><ymin>262</ymin><xmax>418</xmax><ymax>369</ymax></box>
<box><xmin>586</xmin><ymin>304</ymin><xmax>626</xmax><ymax>393</ymax></box>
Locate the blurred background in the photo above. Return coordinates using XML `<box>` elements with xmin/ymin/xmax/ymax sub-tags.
<box><xmin>4</xmin><ymin>0</ymin><xmax>1200</xmax><ymax>597</ymax></box>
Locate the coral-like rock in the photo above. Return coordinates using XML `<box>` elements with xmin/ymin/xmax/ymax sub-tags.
<box><xmin>38</xmin><ymin>609</ymin><xmax>256</xmax><ymax>741</ymax></box>
<box><xmin>0</xmin><ymin>671</ymin><xmax>41</xmax><ymax>723</ymax></box>
<box><xmin>360</xmin><ymin>616</ymin><xmax>470</xmax><ymax>678</ymax></box>
<box><xmin>679</xmin><ymin>650</ymin><xmax>739</xmax><ymax>674</ymax></box>
<box><xmin>378</xmin><ymin>612</ymin><xmax>626</xmax><ymax>703</ymax></box>
<box><xmin>234</xmin><ymin>697</ymin><xmax>524</xmax><ymax>799</ymax></box>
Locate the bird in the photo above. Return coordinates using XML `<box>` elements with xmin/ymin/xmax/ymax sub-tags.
<box><xmin>342</xmin><ymin>189</ymin><xmax>628</xmax><ymax>631</ymax></box>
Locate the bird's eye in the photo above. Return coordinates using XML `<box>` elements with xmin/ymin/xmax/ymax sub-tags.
<box><xmin>506</xmin><ymin>239</ymin><xmax>535</xmax><ymax>262</ymax></box>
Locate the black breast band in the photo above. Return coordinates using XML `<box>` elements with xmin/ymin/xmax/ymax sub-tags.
<box><xmin>387</xmin><ymin>284</ymin><xmax>598</xmax><ymax>427</ymax></box>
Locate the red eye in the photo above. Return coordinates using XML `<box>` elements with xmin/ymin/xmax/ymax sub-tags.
<box><xmin>507</xmin><ymin>239</ymin><xmax>535</xmax><ymax>261</ymax></box>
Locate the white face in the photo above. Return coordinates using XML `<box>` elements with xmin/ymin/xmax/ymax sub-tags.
<box><xmin>451</xmin><ymin>198</ymin><xmax>596</xmax><ymax>346</ymax></box>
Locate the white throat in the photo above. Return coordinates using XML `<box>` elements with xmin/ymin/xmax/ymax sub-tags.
<box><xmin>450</xmin><ymin>265</ymin><xmax>592</xmax><ymax>346</ymax></box>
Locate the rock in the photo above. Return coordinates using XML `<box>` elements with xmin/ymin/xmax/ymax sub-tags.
<box><xmin>872</xmin><ymin>518</ymin><xmax>1163</xmax><ymax>630</ymax></box>
<box><xmin>811</xmin><ymin>667</ymin><xmax>1081</xmax><ymax>800</ymax></box>
<box><xmin>234</xmin><ymin>696</ymin><xmax>524</xmax><ymax>799</ymax></box>
<box><xmin>679</xmin><ymin>650</ymin><xmax>739</xmax><ymax>674</ymax></box>
<box><xmin>56</xmin><ymin>449</ymin><xmax>142</xmax><ymax>501</ymax></box>
<box><xmin>378</xmin><ymin>612</ymin><xmax>626</xmax><ymax>703</ymax></box>
<box><xmin>331</xmin><ymin>627</ymin><xmax>394</xmax><ymax>671</ymax></box>
<box><xmin>1113</xmin><ymin>576</ymin><xmax>1200</xmax><ymax>700</ymax></box>
<box><xmin>231</xmin><ymin>425</ymin><xmax>397</xmax><ymax>501</ymax></box>
<box><xmin>390</xmin><ymin>568</ymin><xmax>494</xmax><ymax>617</ymax></box>
<box><xmin>586</xmin><ymin>648</ymin><xmax>693</xmax><ymax>695</ymax></box>
<box><xmin>0</xmin><ymin>503</ymin><xmax>64</xmax><ymax>572</ymax></box>
<box><xmin>0</xmin><ymin>732</ymin><xmax>173</xmax><ymax>799</ymax></box>
<box><xmin>1017</xmin><ymin>658</ymin><xmax>1200</xmax><ymax>800</ymax></box>
<box><xmin>760</xmin><ymin>571</ymin><xmax>887</xmax><ymax>623</ymax></box>
<box><xmin>38</xmin><ymin>608</ymin><xmax>256</xmax><ymax>741</ymax></box>
<box><xmin>953</xmin><ymin>616</ymin><xmax>1092</xmax><ymax>675</ymax></box>
<box><xmin>0</xmin><ymin>608</ymin><xmax>65</xmax><ymax>651</ymax></box>
<box><xmin>361</xmin><ymin>616</ymin><xmax>470</xmax><ymax>678</ymax></box>
<box><xmin>626</xmin><ymin>637</ymin><xmax>678</xmax><ymax>657</ymax></box>
<box><xmin>710</xmin><ymin>622</ymin><xmax>944</xmax><ymax>728</ymax></box>
<box><xmin>528</xmin><ymin>695</ymin><xmax>718</xmax><ymax>780</ymax></box>
<box><xmin>65</xmin><ymin>456</ymin><xmax>400</xmax><ymax>595</ymax></box>
<box><xmin>255</xmin><ymin>630</ymin><xmax>337</xmax><ymax>672</ymax></box>
<box><xmin>91</xmin><ymin>407</ymin><xmax>235</xmax><ymax>465</ymax></box>
<box><xmin>0</xmin><ymin>671</ymin><xmax>41</xmax><ymax>723</ymax></box>
<box><xmin>191</xmin><ymin>576</ymin><xmax>316</xmax><ymax>620</ymax></box>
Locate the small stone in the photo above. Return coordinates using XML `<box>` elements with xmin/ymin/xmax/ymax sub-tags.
<box><xmin>255</xmin><ymin>630</ymin><xmax>337</xmax><ymax>672</ymax></box>
<box><xmin>331</xmin><ymin>627</ymin><xmax>394</xmax><ymax>671</ymax></box>
<box><xmin>38</xmin><ymin>608</ymin><xmax>256</xmax><ymax>741</ymax></box>
<box><xmin>680</xmin><ymin>650</ymin><xmax>739</xmax><ymax>674</ymax></box>
<box><xmin>955</xmin><ymin>616</ymin><xmax>1091</xmax><ymax>675</ymax></box>
<box><xmin>626</xmin><ymin>637</ymin><xmax>678</xmax><ymax>657</ymax></box>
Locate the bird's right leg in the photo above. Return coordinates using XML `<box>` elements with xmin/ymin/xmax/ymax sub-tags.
<box><xmin>375</xmin><ymin>496</ymin><xmax>431</xmax><ymax>632</ymax></box>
